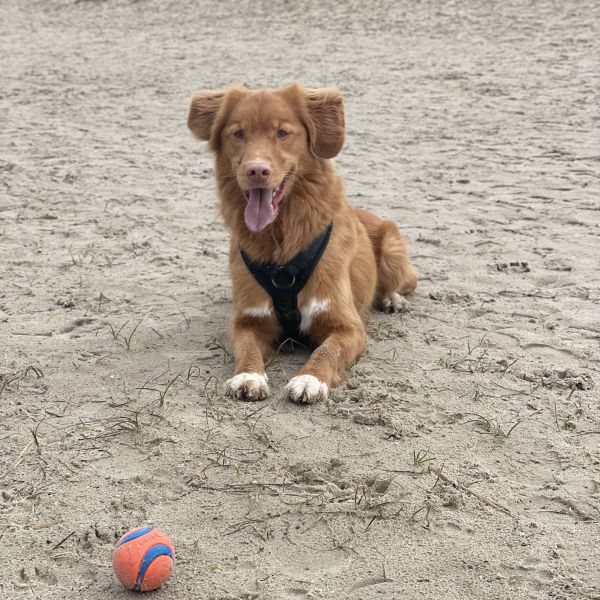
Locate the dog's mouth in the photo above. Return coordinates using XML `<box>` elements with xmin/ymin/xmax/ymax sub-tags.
<box><xmin>243</xmin><ymin>173</ymin><xmax>293</xmax><ymax>233</ymax></box>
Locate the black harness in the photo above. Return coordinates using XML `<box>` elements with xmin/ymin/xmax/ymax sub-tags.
<box><xmin>240</xmin><ymin>223</ymin><xmax>333</xmax><ymax>346</ymax></box>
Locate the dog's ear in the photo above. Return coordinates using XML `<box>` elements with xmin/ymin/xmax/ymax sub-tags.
<box><xmin>188</xmin><ymin>87</ymin><xmax>247</xmax><ymax>152</ymax></box>
<box><xmin>303</xmin><ymin>87</ymin><xmax>345</xmax><ymax>159</ymax></box>
<box><xmin>188</xmin><ymin>90</ymin><xmax>226</xmax><ymax>141</ymax></box>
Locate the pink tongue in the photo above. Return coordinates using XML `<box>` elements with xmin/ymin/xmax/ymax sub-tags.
<box><xmin>245</xmin><ymin>188</ymin><xmax>274</xmax><ymax>232</ymax></box>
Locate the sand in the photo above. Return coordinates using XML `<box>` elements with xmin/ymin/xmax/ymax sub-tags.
<box><xmin>1</xmin><ymin>1</ymin><xmax>599</xmax><ymax>598</ymax></box>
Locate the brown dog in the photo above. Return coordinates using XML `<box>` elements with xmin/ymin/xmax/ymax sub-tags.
<box><xmin>188</xmin><ymin>83</ymin><xmax>417</xmax><ymax>403</ymax></box>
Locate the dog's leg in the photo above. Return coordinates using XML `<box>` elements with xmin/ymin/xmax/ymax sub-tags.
<box><xmin>375</xmin><ymin>220</ymin><xmax>417</xmax><ymax>313</ymax></box>
<box><xmin>354</xmin><ymin>208</ymin><xmax>417</xmax><ymax>313</ymax></box>
<box><xmin>225</xmin><ymin>317</ymin><xmax>274</xmax><ymax>401</ymax></box>
<box><xmin>286</xmin><ymin>325</ymin><xmax>366</xmax><ymax>404</ymax></box>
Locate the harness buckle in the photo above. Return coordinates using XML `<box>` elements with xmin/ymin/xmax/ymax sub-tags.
<box><xmin>271</xmin><ymin>267</ymin><xmax>296</xmax><ymax>289</ymax></box>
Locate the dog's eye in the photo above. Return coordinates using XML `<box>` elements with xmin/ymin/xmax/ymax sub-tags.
<box><xmin>233</xmin><ymin>130</ymin><xmax>244</xmax><ymax>140</ymax></box>
<box><xmin>277</xmin><ymin>129</ymin><xmax>289</xmax><ymax>139</ymax></box>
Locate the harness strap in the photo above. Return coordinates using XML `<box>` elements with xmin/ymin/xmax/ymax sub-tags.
<box><xmin>240</xmin><ymin>223</ymin><xmax>333</xmax><ymax>343</ymax></box>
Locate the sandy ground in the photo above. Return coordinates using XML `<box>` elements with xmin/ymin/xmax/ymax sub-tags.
<box><xmin>1</xmin><ymin>1</ymin><xmax>599</xmax><ymax>598</ymax></box>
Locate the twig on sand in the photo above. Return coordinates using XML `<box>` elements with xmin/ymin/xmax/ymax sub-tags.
<box><xmin>0</xmin><ymin>440</ymin><xmax>34</xmax><ymax>480</ymax></box>
<box><xmin>29</xmin><ymin>585</ymin><xmax>42</xmax><ymax>600</ymax></box>
<box><xmin>428</xmin><ymin>465</ymin><xmax>513</xmax><ymax>517</ymax></box>
<box><xmin>348</xmin><ymin>565</ymin><xmax>393</xmax><ymax>592</ymax></box>
<box><xmin>51</xmin><ymin>531</ymin><xmax>76</xmax><ymax>551</ymax></box>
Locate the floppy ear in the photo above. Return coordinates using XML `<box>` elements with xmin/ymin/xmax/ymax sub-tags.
<box><xmin>188</xmin><ymin>87</ymin><xmax>247</xmax><ymax>152</ymax></box>
<box><xmin>303</xmin><ymin>87</ymin><xmax>345</xmax><ymax>159</ymax></box>
<box><xmin>187</xmin><ymin>90</ymin><xmax>226</xmax><ymax>141</ymax></box>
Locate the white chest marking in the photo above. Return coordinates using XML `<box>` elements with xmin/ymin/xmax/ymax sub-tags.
<box><xmin>242</xmin><ymin>304</ymin><xmax>272</xmax><ymax>318</ymax></box>
<box><xmin>299</xmin><ymin>298</ymin><xmax>331</xmax><ymax>332</ymax></box>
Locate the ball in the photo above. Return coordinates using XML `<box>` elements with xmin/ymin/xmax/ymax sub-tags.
<box><xmin>112</xmin><ymin>526</ymin><xmax>175</xmax><ymax>592</ymax></box>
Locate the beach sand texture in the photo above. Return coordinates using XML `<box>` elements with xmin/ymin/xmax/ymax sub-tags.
<box><xmin>1</xmin><ymin>1</ymin><xmax>599</xmax><ymax>598</ymax></box>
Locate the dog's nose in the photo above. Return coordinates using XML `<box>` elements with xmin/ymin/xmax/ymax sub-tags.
<box><xmin>245</xmin><ymin>162</ymin><xmax>272</xmax><ymax>186</ymax></box>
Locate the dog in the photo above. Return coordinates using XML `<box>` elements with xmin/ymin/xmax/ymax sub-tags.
<box><xmin>187</xmin><ymin>83</ymin><xmax>417</xmax><ymax>404</ymax></box>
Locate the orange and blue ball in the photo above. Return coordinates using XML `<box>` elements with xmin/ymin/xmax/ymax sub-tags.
<box><xmin>112</xmin><ymin>526</ymin><xmax>175</xmax><ymax>592</ymax></box>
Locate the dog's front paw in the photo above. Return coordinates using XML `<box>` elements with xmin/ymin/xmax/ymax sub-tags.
<box><xmin>382</xmin><ymin>291</ymin><xmax>410</xmax><ymax>313</ymax></box>
<box><xmin>286</xmin><ymin>374</ymin><xmax>328</xmax><ymax>404</ymax></box>
<box><xmin>225</xmin><ymin>372</ymin><xmax>269</xmax><ymax>401</ymax></box>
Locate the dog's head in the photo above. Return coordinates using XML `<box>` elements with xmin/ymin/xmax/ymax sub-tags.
<box><xmin>188</xmin><ymin>83</ymin><xmax>344</xmax><ymax>233</ymax></box>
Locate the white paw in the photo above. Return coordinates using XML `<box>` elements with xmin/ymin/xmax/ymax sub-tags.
<box><xmin>382</xmin><ymin>291</ymin><xmax>410</xmax><ymax>313</ymax></box>
<box><xmin>286</xmin><ymin>374</ymin><xmax>328</xmax><ymax>404</ymax></box>
<box><xmin>225</xmin><ymin>372</ymin><xmax>269</xmax><ymax>401</ymax></box>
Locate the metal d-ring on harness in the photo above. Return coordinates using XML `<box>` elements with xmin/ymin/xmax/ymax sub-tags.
<box><xmin>240</xmin><ymin>223</ymin><xmax>333</xmax><ymax>345</ymax></box>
